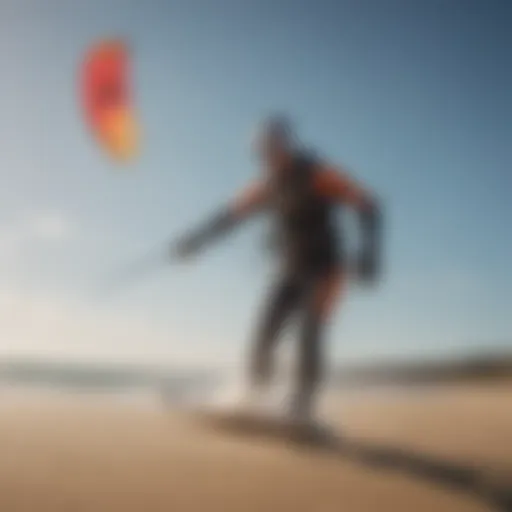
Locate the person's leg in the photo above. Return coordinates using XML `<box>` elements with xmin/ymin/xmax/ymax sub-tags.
<box><xmin>248</xmin><ymin>275</ymin><xmax>301</xmax><ymax>392</ymax></box>
<box><xmin>294</xmin><ymin>268</ymin><xmax>344</xmax><ymax>420</ymax></box>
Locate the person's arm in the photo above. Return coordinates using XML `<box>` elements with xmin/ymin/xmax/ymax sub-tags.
<box><xmin>172</xmin><ymin>181</ymin><xmax>268</xmax><ymax>258</ymax></box>
<box><xmin>314</xmin><ymin>164</ymin><xmax>382</xmax><ymax>281</ymax></box>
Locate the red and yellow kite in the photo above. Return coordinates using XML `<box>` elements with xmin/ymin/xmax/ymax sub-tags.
<box><xmin>80</xmin><ymin>40</ymin><xmax>139</xmax><ymax>162</ymax></box>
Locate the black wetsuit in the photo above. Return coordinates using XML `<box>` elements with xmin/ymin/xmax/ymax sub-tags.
<box><xmin>250</xmin><ymin>152</ymin><xmax>341</xmax><ymax>407</ymax></box>
<box><xmin>267</xmin><ymin>152</ymin><xmax>340</xmax><ymax>274</ymax></box>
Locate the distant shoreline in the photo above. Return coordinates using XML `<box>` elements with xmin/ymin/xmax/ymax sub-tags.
<box><xmin>0</xmin><ymin>353</ymin><xmax>510</xmax><ymax>396</ymax></box>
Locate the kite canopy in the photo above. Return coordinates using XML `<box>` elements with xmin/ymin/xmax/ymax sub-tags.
<box><xmin>81</xmin><ymin>39</ymin><xmax>139</xmax><ymax>162</ymax></box>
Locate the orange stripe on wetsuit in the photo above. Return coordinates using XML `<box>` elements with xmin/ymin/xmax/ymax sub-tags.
<box><xmin>230</xmin><ymin>164</ymin><xmax>374</xmax><ymax>218</ymax></box>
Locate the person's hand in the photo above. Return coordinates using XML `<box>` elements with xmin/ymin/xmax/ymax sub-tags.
<box><xmin>170</xmin><ymin>235</ymin><xmax>202</xmax><ymax>262</ymax></box>
<box><xmin>356</xmin><ymin>251</ymin><xmax>378</xmax><ymax>284</ymax></box>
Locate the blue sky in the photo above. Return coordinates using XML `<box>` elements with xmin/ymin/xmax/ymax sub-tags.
<box><xmin>0</xmin><ymin>0</ymin><xmax>510</xmax><ymax>366</ymax></box>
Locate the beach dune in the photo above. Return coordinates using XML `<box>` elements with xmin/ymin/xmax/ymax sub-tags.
<box><xmin>0</xmin><ymin>383</ymin><xmax>510</xmax><ymax>512</ymax></box>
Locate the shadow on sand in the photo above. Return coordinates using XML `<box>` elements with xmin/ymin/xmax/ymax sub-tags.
<box><xmin>187</xmin><ymin>410</ymin><xmax>512</xmax><ymax>512</ymax></box>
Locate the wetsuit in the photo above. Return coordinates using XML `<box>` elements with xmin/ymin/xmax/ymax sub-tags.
<box><xmin>174</xmin><ymin>151</ymin><xmax>380</xmax><ymax>414</ymax></box>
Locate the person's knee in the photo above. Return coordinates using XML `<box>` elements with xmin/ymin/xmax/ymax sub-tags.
<box><xmin>313</xmin><ymin>270</ymin><xmax>343</xmax><ymax>320</ymax></box>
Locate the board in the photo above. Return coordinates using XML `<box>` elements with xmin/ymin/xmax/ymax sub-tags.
<box><xmin>185</xmin><ymin>404</ymin><xmax>337</xmax><ymax>447</ymax></box>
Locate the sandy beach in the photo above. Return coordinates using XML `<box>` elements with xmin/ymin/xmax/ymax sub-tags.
<box><xmin>0</xmin><ymin>383</ymin><xmax>510</xmax><ymax>512</ymax></box>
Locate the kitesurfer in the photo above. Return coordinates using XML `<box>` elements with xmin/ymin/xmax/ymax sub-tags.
<box><xmin>171</xmin><ymin>115</ymin><xmax>382</xmax><ymax>423</ymax></box>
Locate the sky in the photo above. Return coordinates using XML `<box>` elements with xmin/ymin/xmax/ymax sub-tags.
<box><xmin>0</xmin><ymin>0</ymin><xmax>510</xmax><ymax>367</ymax></box>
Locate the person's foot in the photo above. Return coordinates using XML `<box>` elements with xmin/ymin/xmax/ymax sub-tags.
<box><xmin>287</xmin><ymin>392</ymin><xmax>315</xmax><ymax>426</ymax></box>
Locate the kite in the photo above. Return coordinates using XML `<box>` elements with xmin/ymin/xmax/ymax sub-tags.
<box><xmin>80</xmin><ymin>39</ymin><xmax>139</xmax><ymax>162</ymax></box>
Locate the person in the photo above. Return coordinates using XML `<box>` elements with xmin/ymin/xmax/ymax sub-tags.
<box><xmin>171</xmin><ymin>115</ymin><xmax>382</xmax><ymax>423</ymax></box>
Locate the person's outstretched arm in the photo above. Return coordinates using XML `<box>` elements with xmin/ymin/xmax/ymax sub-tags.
<box><xmin>314</xmin><ymin>163</ymin><xmax>382</xmax><ymax>282</ymax></box>
<box><xmin>172</xmin><ymin>181</ymin><xmax>268</xmax><ymax>259</ymax></box>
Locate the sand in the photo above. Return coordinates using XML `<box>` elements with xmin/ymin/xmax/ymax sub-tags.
<box><xmin>0</xmin><ymin>383</ymin><xmax>510</xmax><ymax>512</ymax></box>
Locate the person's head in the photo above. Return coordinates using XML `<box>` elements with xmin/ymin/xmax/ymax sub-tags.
<box><xmin>253</xmin><ymin>114</ymin><xmax>297</xmax><ymax>169</ymax></box>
